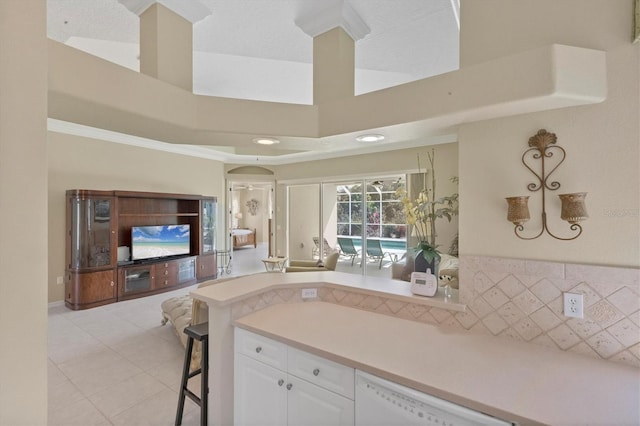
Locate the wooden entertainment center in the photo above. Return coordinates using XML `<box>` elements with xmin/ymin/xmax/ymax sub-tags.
<box><xmin>65</xmin><ymin>189</ymin><xmax>217</xmax><ymax>310</ymax></box>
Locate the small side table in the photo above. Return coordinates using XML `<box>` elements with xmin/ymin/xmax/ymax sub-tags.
<box><xmin>262</xmin><ymin>257</ymin><xmax>288</xmax><ymax>272</ymax></box>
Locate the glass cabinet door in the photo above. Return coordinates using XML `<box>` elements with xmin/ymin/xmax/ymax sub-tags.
<box><xmin>122</xmin><ymin>265</ymin><xmax>153</xmax><ymax>294</ymax></box>
<box><xmin>68</xmin><ymin>196</ymin><xmax>115</xmax><ymax>270</ymax></box>
<box><xmin>201</xmin><ymin>198</ymin><xmax>216</xmax><ymax>254</ymax></box>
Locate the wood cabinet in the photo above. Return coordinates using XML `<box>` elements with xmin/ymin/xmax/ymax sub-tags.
<box><xmin>234</xmin><ymin>328</ymin><xmax>354</xmax><ymax>426</ymax></box>
<box><xmin>65</xmin><ymin>269</ymin><xmax>117</xmax><ymax>310</ymax></box>
<box><xmin>196</xmin><ymin>254</ymin><xmax>217</xmax><ymax>280</ymax></box>
<box><xmin>118</xmin><ymin>264</ymin><xmax>154</xmax><ymax>298</ymax></box>
<box><xmin>65</xmin><ymin>190</ymin><xmax>217</xmax><ymax>310</ymax></box>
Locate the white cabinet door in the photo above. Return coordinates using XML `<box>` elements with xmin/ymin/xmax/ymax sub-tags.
<box><xmin>234</xmin><ymin>353</ymin><xmax>287</xmax><ymax>426</ymax></box>
<box><xmin>287</xmin><ymin>376</ymin><xmax>354</xmax><ymax>426</ymax></box>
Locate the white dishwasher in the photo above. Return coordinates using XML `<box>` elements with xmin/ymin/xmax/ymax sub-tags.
<box><xmin>355</xmin><ymin>371</ymin><xmax>513</xmax><ymax>426</ymax></box>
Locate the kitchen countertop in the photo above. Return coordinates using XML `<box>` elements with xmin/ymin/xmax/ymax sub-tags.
<box><xmin>191</xmin><ymin>270</ymin><xmax>465</xmax><ymax>311</ymax></box>
<box><xmin>233</xmin><ymin>301</ymin><xmax>640</xmax><ymax>426</ymax></box>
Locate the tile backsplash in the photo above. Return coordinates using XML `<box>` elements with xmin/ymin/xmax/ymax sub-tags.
<box><xmin>459</xmin><ymin>255</ymin><xmax>640</xmax><ymax>368</ymax></box>
<box><xmin>230</xmin><ymin>256</ymin><xmax>640</xmax><ymax>368</ymax></box>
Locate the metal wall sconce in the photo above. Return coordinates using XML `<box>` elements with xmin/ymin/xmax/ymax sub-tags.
<box><xmin>505</xmin><ymin>129</ymin><xmax>588</xmax><ymax>240</ymax></box>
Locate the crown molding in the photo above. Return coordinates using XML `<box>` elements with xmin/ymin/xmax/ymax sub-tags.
<box><xmin>295</xmin><ymin>1</ymin><xmax>370</xmax><ymax>41</ymax></box>
<box><xmin>118</xmin><ymin>0</ymin><xmax>211</xmax><ymax>23</ymax></box>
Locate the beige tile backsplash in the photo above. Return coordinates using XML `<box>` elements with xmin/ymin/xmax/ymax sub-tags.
<box><xmin>459</xmin><ymin>256</ymin><xmax>639</xmax><ymax>368</ymax></box>
<box><xmin>230</xmin><ymin>256</ymin><xmax>640</xmax><ymax>368</ymax></box>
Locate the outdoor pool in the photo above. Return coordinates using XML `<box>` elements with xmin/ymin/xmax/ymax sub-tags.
<box><xmin>348</xmin><ymin>238</ymin><xmax>407</xmax><ymax>251</ymax></box>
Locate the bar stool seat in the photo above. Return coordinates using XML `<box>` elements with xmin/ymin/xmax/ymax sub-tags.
<box><xmin>176</xmin><ymin>322</ymin><xmax>209</xmax><ymax>426</ymax></box>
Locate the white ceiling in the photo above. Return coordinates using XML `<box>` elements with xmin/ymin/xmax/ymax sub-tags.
<box><xmin>46</xmin><ymin>0</ymin><xmax>461</xmax><ymax>161</ymax></box>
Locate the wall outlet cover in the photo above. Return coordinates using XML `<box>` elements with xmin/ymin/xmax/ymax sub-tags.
<box><xmin>563</xmin><ymin>292</ymin><xmax>584</xmax><ymax>319</ymax></box>
<box><xmin>301</xmin><ymin>288</ymin><xmax>317</xmax><ymax>299</ymax></box>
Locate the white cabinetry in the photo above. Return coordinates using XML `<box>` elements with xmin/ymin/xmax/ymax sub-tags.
<box><xmin>234</xmin><ymin>355</ymin><xmax>287</xmax><ymax>426</ymax></box>
<box><xmin>234</xmin><ymin>328</ymin><xmax>354</xmax><ymax>426</ymax></box>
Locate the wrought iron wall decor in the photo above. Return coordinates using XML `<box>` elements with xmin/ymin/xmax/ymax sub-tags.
<box><xmin>505</xmin><ymin>129</ymin><xmax>588</xmax><ymax>240</ymax></box>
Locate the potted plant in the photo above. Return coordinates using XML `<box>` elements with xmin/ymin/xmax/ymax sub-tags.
<box><xmin>397</xmin><ymin>149</ymin><xmax>459</xmax><ymax>275</ymax></box>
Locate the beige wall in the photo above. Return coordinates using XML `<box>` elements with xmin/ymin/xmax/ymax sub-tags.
<box><xmin>274</xmin><ymin>144</ymin><xmax>457</xmax><ymax>182</ymax></box>
<box><xmin>288</xmin><ymin>184</ymin><xmax>321</xmax><ymax>260</ymax></box>
<box><xmin>459</xmin><ymin>0</ymin><xmax>639</xmax><ymax>267</ymax></box>
<box><xmin>460</xmin><ymin>0</ymin><xmax>632</xmax><ymax>67</ymax></box>
<box><xmin>0</xmin><ymin>1</ymin><xmax>48</xmax><ymax>423</ymax></box>
<box><xmin>47</xmin><ymin>132</ymin><xmax>225</xmax><ymax>303</ymax></box>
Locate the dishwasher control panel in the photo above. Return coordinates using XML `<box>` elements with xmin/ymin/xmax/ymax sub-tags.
<box><xmin>355</xmin><ymin>370</ymin><xmax>512</xmax><ymax>426</ymax></box>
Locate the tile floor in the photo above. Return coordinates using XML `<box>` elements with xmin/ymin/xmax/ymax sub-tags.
<box><xmin>48</xmin><ymin>243</ymin><xmax>396</xmax><ymax>425</ymax></box>
<box><xmin>48</xmin><ymin>285</ymin><xmax>205</xmax><ymax>426</ymax></box>
<box><xmin>47</xmin><ymin>245</ymin><xmax>268</xmax><ymax>426</ymax></box>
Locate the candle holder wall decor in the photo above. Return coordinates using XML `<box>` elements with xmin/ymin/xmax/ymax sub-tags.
<box><xmin>505</xmin><ymin>129</ymin><xmax>588</xmax><ymax>240</ymax></box>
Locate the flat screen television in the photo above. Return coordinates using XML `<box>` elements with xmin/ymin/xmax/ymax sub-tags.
<box><xmin>131</xmin><ymin>224</ymin><xmax>190</xmax><ymax>261</ymax></box>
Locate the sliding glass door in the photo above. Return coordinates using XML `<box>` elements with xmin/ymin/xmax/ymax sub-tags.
<box><xmin>322</xmin><ymin>177</ymin><xmax>406</xmax><ymax>278</ymax></box>
<box><xmin>285</xmin><ymin>177</ymin><xmax>406</xmax><ymax>277</ymax></box>
<box><xmin>333</xmin><ymin>180</ymin><xmax>364</xmax><ymax>275</ymax></box>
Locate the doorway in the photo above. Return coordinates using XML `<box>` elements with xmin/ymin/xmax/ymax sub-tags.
<box><xmin>227</xmin><ymin>180</ymin><xmax>274</xmax><ymax>256</ymax></box>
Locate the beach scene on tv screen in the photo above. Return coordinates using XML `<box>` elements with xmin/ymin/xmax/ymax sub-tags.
<box><xmin>132</xmin><ymin>225</ymin><xmax>190</xmax><ymax>259</ymax></box>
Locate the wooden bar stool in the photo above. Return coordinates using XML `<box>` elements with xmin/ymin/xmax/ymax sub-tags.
<box><xmin>175</xmin><ymin>322</ymin><xmax>209</xmax><ymax>426</ymax></box>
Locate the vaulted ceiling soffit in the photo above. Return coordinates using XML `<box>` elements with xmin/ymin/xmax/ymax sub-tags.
<box><xmin>294</xmin><ymin>1</ymin><xmax>370</xmax><ymax>41</ymax></box>
<box><xmin>118</xmin><ymin>0</ymin><xmax>211</xmax><ymax>23</ymax></box>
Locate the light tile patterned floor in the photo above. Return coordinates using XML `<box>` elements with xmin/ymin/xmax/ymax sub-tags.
<box><xmin>48</xmin><ymin>288</ymin><xmax>203</xmax><ymax>426</ymax></box>
<box><xmin>47</xmin><ymin>244</ymin><xmax>270</xmax><ymax>426</ymax></box>
<box><xmin>48</xmin><ymin>242</ymin><xmax>396</xmax><ymax>425</ymax></box>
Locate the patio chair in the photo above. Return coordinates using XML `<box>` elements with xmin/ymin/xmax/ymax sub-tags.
<box><xmin>312</xmin><ymin>237</ymin><xmax>335</xmax><ymax>259</ymax></box>
<box><xmin>337</xmin><ymin>237</ymin><xmax>360</xmax><ymax>266</ymax></box>
<box><xmin>364</xmin><ymin>239</ymin><xmax>396</xmax><ymax>269</ymax></box>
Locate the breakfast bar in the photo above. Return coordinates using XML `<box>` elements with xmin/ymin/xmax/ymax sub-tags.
<box><xmin>191</xmin><ymin>272</ymin><xmax>640</xmax><ymax>426</ymax></box>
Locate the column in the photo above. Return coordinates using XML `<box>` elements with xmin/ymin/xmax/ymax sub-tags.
<box><xmin>140</xmin><ymin>3</ymin><xmax>193</xmax><ymax>91</ymax></box>
<box><xmin>0</xmin><ymin>0</ymin><xmax>48</xmax><ymax>424</ymax></box>
<box><xmin>313</xmin><ymin>27</ymin><xmax>355</xmax><ymax>105</ymax></box>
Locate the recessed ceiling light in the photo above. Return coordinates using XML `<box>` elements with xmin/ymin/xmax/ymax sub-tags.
<box><xmin>253</xmin><ymin>137</ymin><xmax>280</xmax><ymax>145</ymax></box>
<box><xmin>356</xmin><ymin>134</ymin><xmax>385</xmax><ymax>143</ymax></box>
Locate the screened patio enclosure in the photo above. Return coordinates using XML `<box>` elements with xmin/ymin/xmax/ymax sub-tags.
<box><xmin>287</xmin><ymin>176</ymin><xmax>407</xmax><ymax>278</ymax></box>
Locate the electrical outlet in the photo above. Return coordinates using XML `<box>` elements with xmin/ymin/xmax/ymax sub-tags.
<box><xmin>301</xmin><ymin>288</ymin><xmax>317</xmax><ymax>299</ymax></box>
<box><xmin>56</xmin><ymin>276</ymin><xmax>64</xmax><ymax>285</ymax></box>
<box><xmin>563</xmin><ymin>293</ymin><xmax>584</xmax><ymax>319</ymax></box>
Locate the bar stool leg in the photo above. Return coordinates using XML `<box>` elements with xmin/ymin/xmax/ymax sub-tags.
<box><xmin>175</xmin><ymin>336</ymin><xmax>194</xmax><ymax>426</ymax></box>
<box><xmin>201</xmin><ymin>335</ymin><xmax>209</xmax><ymax>426</ymax></box>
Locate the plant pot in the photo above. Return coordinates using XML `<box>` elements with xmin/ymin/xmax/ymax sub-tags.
<box><xmin>414</xmin><ymin>250</ymin><xmax>440</xmax><ymax>278</ymax></box>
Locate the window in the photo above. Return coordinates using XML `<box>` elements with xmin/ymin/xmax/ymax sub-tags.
<box><xmin>336</xmin><ymin>179</ymin><xmax>406</xmax><ymax>240</ymax></box>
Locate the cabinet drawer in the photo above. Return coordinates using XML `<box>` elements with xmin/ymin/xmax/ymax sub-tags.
<box><xmin>288</xmin><ymin>346</ymin><xmax>354</xmax><ymax>399</ymax></box>
<box><xmin>235</xmin><ymin>328</ymin><xmax>287</xmax><ymax>371</ymax></box>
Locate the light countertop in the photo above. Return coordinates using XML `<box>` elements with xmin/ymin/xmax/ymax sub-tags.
<box><xmin>233</xmin><ymin>301</ymin><xmax>640</xmax><ymax>426</ymax></box>
<box><xmin>191</xmin><ymin>270</ymin><xmax>464</xmax><ymax>311</ymax></box>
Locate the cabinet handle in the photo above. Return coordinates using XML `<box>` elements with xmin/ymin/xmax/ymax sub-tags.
<box><xmin>313</xmin><ymin>368</ymin><xmax>320</xmax><ymax>376</ymax></box>
<box><xmin>277</xmin><ymin>379</ymin><xmax>284</xmax><ymax>387</ymax></box>
<box><xmin>110</xmin><ymin>281</ymin><xmax>114</xmax><ymax>287</ymax></box>
<box><xmin>286</xmin><ymin>383</ymin><xmax>293</xmax><ymax>390</ymax></box>
<box><xmin>255</xmin><ymin>346</ymin><xmax>262</xmax><ymax>353</ymax></box>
